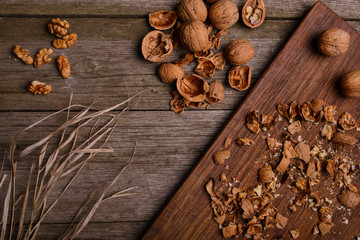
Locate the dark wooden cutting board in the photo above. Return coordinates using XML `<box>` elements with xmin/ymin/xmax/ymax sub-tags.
<box><xmin>143</xmin><ymin>2</ymin><xmax>360</xmax><ymax>239</ymax></box>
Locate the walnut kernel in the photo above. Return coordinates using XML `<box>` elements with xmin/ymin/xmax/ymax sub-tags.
<box><xmin>53</xmin><ymin>33</ymin><xmax>78</xmax><ymax>49</ymax></box>
<box><xmin>28</xmin><ymin>81</ymin><xmax>52</xmax><ymax>95</ymax></box>
<box><xmin>57</xmin><ymin>56</ymin><xmax>71</xmax><ymax>79</ymax></box>
<box><xmin>13</xmin><ymin>45</ymin><xmax>33</xmax><ymax>65</ymax></box>
<box><xmin>48</xmin><ymin>18</ymin><xmax>70</xmax><ymax>37</ymax></box>
<box><xmin>338</xmin><ymin>112</ymin><xmax>357</xmax><ymax>130</ymax></box>
<box><xmin>213</xmin><ymin>149</ymin><xmax>231</xmax><ymax>165</ymax></box>
<box><xmin>34</xmin><ymin>48</ymin><xmax>53</xmax><ymax>68</ymax></box>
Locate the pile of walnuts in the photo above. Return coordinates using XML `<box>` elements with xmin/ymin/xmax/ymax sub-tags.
<box><xmin>12</xmin><ymin>18</ymin><xmax>78</xmax><ymax>95</ymax></box>
<box><xmin>141</xmin><ymin>0</ymin><xmax>267</xmax><ymax>114</ymax></box>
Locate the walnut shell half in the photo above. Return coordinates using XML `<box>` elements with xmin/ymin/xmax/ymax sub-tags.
<box><xmin>149</xmin><ymin>10</ymin><xmax>177</xmax><ymax>30</ymax></box>
<box><xmin>141</xmin><ymin>30</ymin><xmax>173</xmax><ymax>62</ymax></box>
<box><xmin>209</xmin><ymin>0</ymin><xmax>239</xmax><ymax>30</ymax></box>
<box><xmin>340</xmin><ymin>70</ymin><xmax>360</xmax><ymax>98</ymax></box>
<box><xmin>179</xmin><ymin>20</ymin><xmax>212</xmax><ymax>53</ymax></box>
<box><xmin>177</xmin><ymin>0</ymin><xmax>208</xmax><ymax>23</ymax></box>
<box><xmin>317</xmin><ymin>28</ymin><xmax>350</xmax><ymax>56</ymax></box>
<box><xmin>206</xmin><ymin>80</ymin><xmax>224</xmax><ymax>104</ymax></box>
<box><xmin>228</xmin><ymin>66</ymin><xmax>251</xmax><ymax>91</ymax></box>
<box><xmin>242</xmin><ymin>0</ymin><xmax>265</xmax><ymax>28</ymax></box>
<box><xmin>225</xmin><ymin>39</ymin><xmax>254</xmax><ymax>66</ymax></box>
<box><xmin>176</xmin><ymin>74</ymin><xmax>209</xmax><ymax>102</ymax></box>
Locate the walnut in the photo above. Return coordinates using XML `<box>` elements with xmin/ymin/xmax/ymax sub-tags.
<box><xmin>222</xmin><ymin>223</ymin><xmax>238</xmax><ymax>238</ymax></box>
<box><xmin>242</xmin><ymin>0</ymin><xmax>265</xmax><ymax>28</ymax></box>
<box><xmin>317</xmin><ymin>28</ymin><xmax>350</xmax><ymax>56</ymax></box>
<box><xmin>206</xmin><ymin>80</ymin><xmax>224</xmax><ymax>104</ymax></box>
<box><xmin>275</xmin><ymin>213</ymin><xmax>288</xmax><ymax>229</ymax></box>
<box><xmin>158</xmin><ymin>63</ymin><xmax>184</xmax><ymax>83</ymax></box>
<box><xmin>176</xmin><ymin>74</ymin><xmax>209</xmax><ymax>102</ymax></box>
<box><xmin>209</xmin><ymin>0</ymin><xmax>239</xmax><ymax>30</ymax></box>
<box><xmin>287</xmin><ymin>120</ymin><xmax>301</xmax><ymax>135</ymax></box>
<box><xmin>177</xmin><ymin>0</ymin><xmax>207</xmax><ymax>22</ymax></box>
<box><xmin>195</xmin><ymin>57</ymin><xmax>215</xmax><ymax>78</ymax></box>
<box><xmin>246</xmin><ymin>110</ymin><xmax>260</xmax><ymax>133</ymax></box>
<box><xmin>276</xmin><ymin>156</ymin><xmax>290</xmax><ymax>173</ymax></box>
<box><xmin>294</xmin><ymin>142</ymin><xmax>310</xmax><ymax>163</ymax></box>
<box><xmin>173</xmin><ymin>53</ymin><xmax>195</xmax><ymax>67</ymax></box>
<box><xmin>13</xmin><ymin>45</ymin><xmax>33</xmax><ymax>64</ymax></box>
<box><xmin>213</xmin><ymin>149</ymin><xmax>231</xmax><ymax>165</ymax></box>
<box><xmin>301</xmin><ymin>103</ymin><xmax>315</xmax><ymax>122</ymax></box>
<box><xmin>27</xmin><ymin>81</ymin><xmax>52</xmax><ymax>95</ymax></box>
<box><xmin>209</xmin><ymin>51</ymin><xmax>226</xmax><ymax>70</ymax></box>
<box><xmin>228</xmin><ymin>66</ymin><xmax>251</xmax><ymax>91</ymax></box>
<box><xmin>184</xmin><ymin>99</ymin><xmax>207</xmax><ymax>108</ymax></box>
<box><xmin>149</xmin><ymin>10</ymin><xmax>177</xmax><ymax>30</ymax></box>
<box><xmin>338</xmin><ymin>112</ymin><xmax>357</xmax><ymax>130</ymax></box>
<box><xmin>320</xmin><ymin>124</ymin><xmax>335</xmax><ymax>140</ymax></box>
<box><xmin>225</xmin><ymin>39</ymin><xmax>254</xmax><ymax>66</ymax></box>
<box><xmin>57</xmin><ymin>56</ymin><xmax>71</xmax><ymax>79</ymax></box>
<box><xmin>179</xmin><ymin>20</ymin><xmax>212</xmax><ymax>53</ymax></box>
<box><xmin>170</xmin><ymin>92</ymin><xmax>185</xmax><ymax>114</ymax></box>
<box><xmin>266</xmin><ymin>138</ymin><xmax>282</xmax><ymax>150</ymax></box>
<box><xmin>34</xmin><ymin>48</ymin><xmax>53</xmax><ymax>68</ymax></box>
<box><xmin>48</xmin><ymin>18</ymin><xmax>70</xmax><ymax>37</ymax></box>
<box><xmin>319</xmin><ymin>206</ymin><xmax>333</xmax><ymax>224</ymax></box>
<box><xmin>338</xmin><ymin>189</ymin><xmax>360</xmax><ymax>208</ymax></box>
<box><xmin>340</xmin><ymin>70</ymin><xmax>360</xmax><ymax>98</ymax></box>
<box><xmin>142</xmin><ymin>30</ymin><xmax>173</xmax><ymax>62</ymax></box>
<box><xmin>53</xmin><ymin>33</ymin><xmax>78</xmax><ymax>49</ymax></box>
<box><xmin>258</xmin><ymin>165</ymin><xmax>274</xmax><ymax>183</ymax></box>
<box><xmin>331</xmin><ymin>132</ymin><xmax>358</xmax><ymax>145</ymax></box>
<box><xmin>324</xmin><ymin>105</ymin><xmax>338</xmax><ymax>122</ymax></box>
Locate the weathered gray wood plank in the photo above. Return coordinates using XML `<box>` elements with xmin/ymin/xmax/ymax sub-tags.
<box><xmin>1</xmin><ymin>0</ymin><xmax>360</xmax><ymax>19</ymax></box>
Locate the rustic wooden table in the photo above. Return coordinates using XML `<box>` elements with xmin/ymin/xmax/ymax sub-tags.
<box><xmin>0</xmin><ymin>1</ymin><xmax>359</xmax><ymax>239</ymax></box>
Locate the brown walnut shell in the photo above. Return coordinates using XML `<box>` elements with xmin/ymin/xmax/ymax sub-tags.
<box><xmin>141</xmin><ymin>30</ymin><xmax>173</xmax><ymax>63</ymax></box>
<box><xmin>242</xmin><ymin>0</ymin><xmax>265</xmax><ymax>28</ymax></box>
<box><xmin>176</xmin><ymin>74</ymin><xmax>209</xmax><ymax>102</ymax></box>
<box><xmin>209</xmin><ymin>0</ymin><xmax>239</xmax><ymax>30</ymax></box>
<box><xmin>225</xmin><ymin>39</ymin><xmax>254</xmax><ymax>66</ymax></box>
<box><xmin>206</xmin><ymin>80</ymin><xmax>224</xmax><ymax>104</ymax></box>
<box><xmin>179</xmin><ymin>20</ymin><xmax>212</xmax><ymax>53</ymax></box>
<box><xmin>340</xmin><ymin>70</ymin><xmax>360</xmax><ymax>98</ymax></box>
<box><xmin>158</xmin><ymin>62</ymin><xmax>184</xmax><ymax>83</ymax></box>
<box><xmin>177</xmin><ymin>0</ymin><xmax>208</xmax><ymax>23</ymax></box>
<box><xmin>195</xmin><ymin>57</ymin><xmax>216</xmax><ymax>78</ymax></box>
<box><xmin>317</xmin><ymin>28</ymin><xmax>350</xmax><ymax>56</ymax></box>
<box><xmin>228</xmin><ymin>66</ymin><xmax>251</xmax><ymax>91</ymax></box>
<box><xmin>149</xmin><ymin>10</ymin><xmax>177</xmax><ymax>30</ymax></box>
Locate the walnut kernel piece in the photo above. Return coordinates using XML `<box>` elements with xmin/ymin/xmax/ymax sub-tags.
<box><xmin>177</xmin><ymin>0</ymin><xmax>207</xmax><ymax>23</ymax></box>
<box><xmin>225</xmin><ymin>39</ymin><xmax>254</xmax><ymax>66</ymax></box>
<box><xmin>53</xmin><ymin>33</ymin><xmax>78</xmax><ymax>49</ymax></box>
<box><xmin>149</xmin><ymin>10</ymin><xmax>177</xmax><ymax>30</ymax></box>
<box><xmin>317</xmin><ymin>28</ymin><xmax>350</xmax><ymax>56</ymax></box>
<box><xmin>246</xmin><ymin>110</ymin><xmax>260</xmax><ymax>133</ymax></box>
<box><xmin>170</xmin><ymin>91</ymin><xmax>185</xmax><ymax>114</ymax></box>
<box><xmin>321</xmin><ymin>124</ymin><xmax>335</xmax><ymax>140</ymax></box>
<box><xmin>338</xmin><ymin>112</ymin><xmax>357</xmax><ymax>130</ymax></box>
<box><xmin>246</xmin><ymin>223</ymin><xmax>262</xmax><ymax>236</ymax></box>
<box><xmin>287</xmin><ymin>120</ymin><xmax>301</xmax><ymax>135</ymax></box>
<box><xmin>206</xmin><ymin>80</ymin><xmax>224</xmax><ymax>104</ymax></box>
<box><xmin>319</xmin><ymin>206</ymin><xmax>333</xmax><ymax>224</ymax></box>
<box><xmin>13</xmin><ymin>45</ymin><xmax>33</xmax><ymax>64</ymax></box>
<box><xmin>283</xmin><ymin>140</ymin><xmax>298</xmax><ymax>159</ymax></box>
<box><xmin>142</xmin><ymin>30</ymin><xmax>173</xmax><ymax>62</ymax></box>
<box><xmin>34</xmin><ymin>48</ymin><xmax>53</xmax><ymax>68</ymax></box>
<box><xmin>301</xmin><ymin>103</ymin><xmax>315</xmax><ymax>122</ymax></box>
<box><xmin>236</xmin><ymin>138</ymin><xmax>254</xmax><ymax>146</ymax></box>
<box><xmin>276</xmin><ymin>156</ymin><xmax>290</xmax><ymax>173</ymax></box>
<box><xmin>294</xmin><ymin>142</ymin><xmax>310</xmax><ymax>163</ymax></box>
<box><xmin>224</xmin><ymin>137</ymin><xmax>233</xmax><ymax>149</ymax></box>
<box><xmin>241</xmin><ymin>198</ymin><xmax>254</xmax><ymax>219</ymax></box>
<box><xmin>177</xmin><ymin>74</ymin><xmax>209</xmax><ymax>102</ymax></box>
<box><xmin>228</xmin><ymin>66</ymin><xmax>251</xmax><ymax>91</ymax></box>
<box><xmin>275</xmin><ymin>213</ymin><xmax>288</xmax><ymax>229</ymax></box>
<box><xmin>324</xmin><ymin>105</ymin><xmax>338</xmax><ymax>122</ymax></box>
<box><xmin>210</xmin><ymin>51</ymin><xmax>226</xmax><ymax>70</ymax></box>
<box><xmin>242</xmin><ymin>0</ymin><xmax>266</xmax><ymax>28</ymax></box>
<box><xmin>331</xmin><ymin>132</ymin><xmax>358</xmax><ymax>145</ymax></box>
<box><xmin>266</xmin><ymin>138</ymin><xmax>282</xmax><ymax>150</ymax></box>
<box><xmin>338</xmin><ymin>189</ymin><xmax>360</xmax><ymax>208</ymax></box>
<box><xmin>158</xmin><ymin>63</ymin><xmax>184</xmax><ymax>84</ymax></box>
<box><xmin>277</xmin><ymin>103</ymin><xmax>291</xmax><ymax>121</ymax></box>
<box><xmin>258</xmin><ymin>165</ymin><xmax>274</xmax><ymax>183</ymax></box>
<box><xmin>48</xmin><ymin>18</ymin><xmax>70</xmax><ymax>37</ymax></box>
<box><xmin>27</xmin><ymin>81</ymin><xmax>52</xmax><ymax>95</ymax></box>
<box><xmin>209</xmin><ymin>0</ymin><xmax>239</xmax><ymax>30</ymax></box>
<box><xmin>195</xmin><ymin>57</ymin><xmax>216</xmax><ymax>78</ymax></box>
<box><xmin>289</xmin><ymin>229</ymin><xmax>300</xmax><ymax>239</ymax></box>
<box><xmin>57</xmin><ymin>56</ymin><xmax>71</xmax><ymax>79</ymax></box>
<box><xmin>318</xmin><ymin>222</ymin><xmax>333</xmax><ymax>235</ymax></box>
<box><xmin>213</xmin><ymin>149</ymin><xmax>231</xmax><ymax>165</ymax></box>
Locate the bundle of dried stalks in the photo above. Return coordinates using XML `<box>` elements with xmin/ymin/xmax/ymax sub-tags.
<box><xmin>1</xmin><ymin>92</ymin><xmax>142</xmax><ymax>240</ymax></box>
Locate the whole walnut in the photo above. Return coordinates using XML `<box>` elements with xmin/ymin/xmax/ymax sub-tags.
<box><xmin>339</xmin><ymin>70</ymin><xmax>360</xmax><ymax>98</ymax></box>
<box><xmin>317</xmin><ymin>28</ymin><xmax>350</xmax><ymax>56</ymax></box>
<box><xmin>177</xmin><ymin>0</ymin><xmax>208</xmax><ymax>23</ymax></box>
<box><xmin>209</xmin><ymin>0</ymin><xmax>239</xmax><ymax>30</ymax></box>
<box><xmin>158</xmin><ymin>63</ymin><xmax>184</xmax><ymax>83</ymax></box>
<box><xmin>179</xmin><ymin>20</ymin><xmax>212</xmax><ymax>53</ymax></box>
<box><xmin>225</xmin><ymin>39</ymin><xmax>254</xmax><ymax>65</ymax></box>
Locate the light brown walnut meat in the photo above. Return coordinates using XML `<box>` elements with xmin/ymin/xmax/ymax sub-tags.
<box><xmin>57</xmin><ymin>56</ymin><xmax>71</xmax><ymax>79</ymax></box>
<box><xmin>276</xmin><ymin>156</ymin><xmax>290</xmax><ymax>173</ymax></box>
<box><xmin>13</xmin><ymin>45</ymin><xmax>33</xmax><ymax>64</ymax></box>
<box><xmin>324</xmin><ymin>105</ymin><xmax>338</xmax><ymax>122</ymax></box>
<box><xmin>53</xmin><ymin>33</ymin><xmax>78</xmax><ymax>49</ymax></box>
<box><xmin>48</xmin><ymin>18</ymin><xmax>70</xmax><ymax>37</ymax></box>
<box><xmin>236</xmin><ymin>138</ymin><xmax>254</xmax><ymax>146</ymax></box>
<box><xmin>331</xmin><ymin>132</ymin><xmax>358</xmax><ymax>145</ymax></box>
<box><xmin>283</xmin><ymin>140</ymin><xmax>298</xmax><ymax>159</ymax></box>
<box><xmin>34</xmin><ymin>48</ymin><xmax>53</xmax><ymax>68</ymax></box>
<box><xmin>28</xmin><ymin>81</ymin><xmax>52</xmax><ymax>95</ymax></box>
<box><xmin>222</xmin><ymin>223</ymin><xmax>238</xmax><ymax>238</ymax></box>
<box><xmin>301</xmin><ymin>103</ymin><xmax>315</xmax><ymax>122</ymax></box>
<box><xmin>320</xmin><ymin>124</ymin><xmax>335</xmax><ymax>140</ymax></box>
<box><xmin>267</xmin><ymin>138</ymin><xmax>282</xmax><ymax>150</ymax></box>
<box><xmin>338</xmin><ymin>112</ymin><xmax>357</xmax><ymax>130</ymax></box>
<box><xmin>275</xmin><ymin>213</ymin><xmax>288</xmax><ymax>229</ymax></box>
<box><xmin>228</xmin><ymin>66</ymin><xmax>251</xmax><ymax>91</ymax></box>
<box><xmin>318</xmin><ymin>222</ymin><xmax>333</xmax><ymax>235</ymax></box>
<box><xmin>142</xmin><ymin>30</ymin><xmax>173</xmax><ymax>62</ymax></box>
<box><xmin>289</xmin><ymin>229</ymin><xmax>300</xmax><ymax>239</ymax></box>
<box><xmin>294</xmin><ymin>142</ymin><xmax>310</xmax><ymax>163</ymax></box>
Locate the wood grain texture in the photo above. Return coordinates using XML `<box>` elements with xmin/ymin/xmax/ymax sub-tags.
<box><xmin>143</xmin><ymin>2</ymin><xmax>360</xmax><ymax>239</ymax></box>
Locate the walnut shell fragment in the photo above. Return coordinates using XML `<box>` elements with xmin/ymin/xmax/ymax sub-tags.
<box><xmin>338</xmin><ymin>112</ymin><xmax>357</xmax><ymax>130</ymax></box>
<box><xmin>53</xmin><ymin>33</ymin><xmax>78</xmax><ymax>49</ymax></box>
<box><xmin>321</xmin><ymin>124</ymin><xmax>335</xmax><ymax>140</ymax></box>
<box><xmin>141</xmin><ymin>30</ymin><xmax>173</xmax><ymax>62</ymax></box>
<box><xmin>340</xmin><ymin>70</ymin><xmax>360</xmax><ymax>98</ymax></box>
<box><xmin>225</xmin><ymin>39</ymin><xmax>254</xmax><ymax>66</ymax></box>
<box><xmin>173</xmin><ymin>53</ymin><xmax>195</xmax><ymax>67</ymax></box>
<box><xmin>283</xmin><ymin>140</ymin><xmax>298</xmax><ymax>159</ymax></box>
<box><xmin>222</xmin><ymin>223</ymin><xmax>238</xmax><ymax>238</ymax></box>
<box><xmin>311</xmin><ymin>98</ymin><xmax>326</xmax><ymax>113</ymax></box>
<box><xmin>331</xmin><ymin>132</ymin><xmax>358</xmax><ymax>145</ymax></box>
<box><xmin>275</xmin><ymin>213</ymin><xmax>288</xmax><ymax>229</ymax></box>
<box><xmin>149</xmin><ymin>10</ymin><xmax>177</xmax><ymax>30</ymax></box>
<box><xmin>48</xmin><ymin>18</ymin><xmax>70</xmax><ymax>37</ymax></box>
<box><xmin>294</xmin><ymin>142</ymin><xmax>310</xmax><ymax>163</ymax></box>
<box><xmin>34</xmin><ymin>48</ymin><xmax>53</xmax><ymax>68</ymax></box>
<box><xmin>301</xmin><ymin>103</ymin><xmax>315</xmax><ymax>122</ymax></box>
<box><xmin>170</xmin><ymin>91</ymin><xmax>185</xmax><ymax>114</ymax></box>
<box><xmin>195</xmin><ymin>57</ymin><xmax>216</xmax><ymax>78</ymax></box>
<box><xmin>317</xmin><ymin>28</ymin><xmax>350</xmax><ymax>56</ymax></box>
<box><xmin>242</xmin><ymin>0</ymin><xmax>265</xmax><ymax>28</ymax></box>
<box><xmin>184</xmin><ymin>99</ymin><xmax>207</xmax><ymax>108</ymax></box>
<box><xmin>246</xmin><ymin>223</ymin><xmax>262</xmax><ymax>236</ymax></box>
<box><xmin>267</xmin><ymin>138</ymin><xmax>282</xmax><ymax>150</ymax></box>
<box><xmin>206</xmin><ymin>80</ymin><xmax>224</xmax><ymax>104</ymax></box>
<box><xmin>177</xmin><ymin>74</ymin><xmax>209</xmax><ymax>102</ymax></box>
<box><xmin>158</xmin><ymin>62</ymin><xmax>184</xmax><ymax>83</ymax></box>
<box><xmin>319</xmin><ymin>206</ymin><xmax>333</xmax><ymax>224</ymax></box>
<box><xmin>210</xmin><ymin>51</ymin><xmax>226</xmax><ymax>70</ymax></box>
<box><xmin>179</xmin><ymin>21</ymin><xmax>212</xmax><ymax>53</ymax></box>
<box><xmin>338</xmin><ymin>189</ymin><xmax>360</xmax><ymax>208</ymax></box>
<box><xmin>324</xmin><ymin>105</ymin><xmax>338</xmax><ymax>123</ymax></box>
<box><xmin>287</xmin><ymin>120</ymin><xmax>301</xmax><ymax>135</ymax></box>
<box><xmin>289</xmin><ymin>229</ymin><xmax>300</xmax><ymax>239</ymax></box>
<box><xmin>277</xmin><ymin>103</ymin><xmax>291</xmax><ymax>121</ymax></box>
<box><xmin>209</xmin><ymin>0</ymin><xmax>239</xmax><ymax>30</ymax></box>
<box><xmin>228</xmin><ymin>66</ymin><xmax>251</xmax><ymax>91</ymax></box>
<box><xmin>213</xmin><ymin>149</ymin><xmax>231</xmax><ymax>165</ymax></box>
<box><xmin>27</xmin><ymin>81</ymin><xmax>52</xmax><ymax>95</ymax></box>
<box><xmin>246</xmin><ymin>110</ymin><xmax>260</xmax><ymax>133</ymax></box>
<box><xmin>57</xmin><ymin>56</ymin><xmax>71</xmax><ymax>79</ymax></box>
<box><xmin>318</xmin><ymin>222</ymin><xmax>333</xmax><ymax>236</ymax></box>
<box><xmin>236</xmin><ymin>138</ymin><xmax>254</xmax><ymax>146</ymax></box>
<box><xmin>177</xmin><ymin>0</ymin><xmax>208</xmax><ymax>23</ymax></box>
<box><xmin>276</xmin><ymin>156</ymin><xmax>290</xmax><ymax>173</ymax></box>
<box><xmin>13</xmin><ymin>45</ymin><xmax>33</xmax><ymax>65</ymax></box>
<box><xmin>258</xmin><ymin>165</ymin><xmax>274</xmax><ymax>183</ymax></box>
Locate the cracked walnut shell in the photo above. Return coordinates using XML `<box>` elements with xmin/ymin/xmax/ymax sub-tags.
<box><xmin>158</xmin><ymin>63</ymin><xmax>184</xmax><ymax>83</ymax></box>
<box><xmin>149</xmin><ymin>10</ymin><xmax>177</xmax><ymax>30</ymax></box>
<box><xmin>28</xmin><ymin>81</ymin><xmax>52</xmax><ymax>95</ymax></box>
<box><xmin>13</xmin><ymin>45</ymin><xmax>33</xmax><ymax>65</ymax></box>
<box><xmin>53</xmin><ymin>33</ymin><xmax>78</xmax><ymax>49</ymax></box>
<box><xmin>206</xmin><ymin>80</ymin><xmax>224</xmax><ymax>104</ymax></box>
<box><xmin>242</xmin><ymin>0</ymin><xmax>265</xmax><ymax>28</ymax></box>
<box><xmin>213</xmin><ymin>149</ymin><xmax>231</xmax><ymax>165</ymax></box>
<box><xmin>57</xmin><ymin>56</ymin><xmax>71</xmax><ymax>79</ymax></box>
<box><xmin>177</xmin><ymin>0</ymin><xmax>208</xmax><ymax>23</ymax></box>
<box><xmin>48</xmin><ymin>18</ymin><xmax>70</xmax><ymax>37</ymax></box>
<box><xmin>176</xmin><ymin>74</ymin><xmax>209</xmax><ymax>102</ymax></box>
<box><xmin>246</xmin><ymin>110</ymin><xmax>260</xmax><ymax>133</ymax></box>
<box><xmin>179</xmin><ymin>20</ymin><xmax>212</xmax><ymax>53</ymax></box>
<box><xmin>317</xmin><ymin>28</ymin><xmax>350</xmax><ymax>56</ymax></box>
<box><xmin>195</xmin><ymin>57</ymin><xmax>215</xmax><ymax>78</ymax></box>
<box><xmin>228</xmin><ymin>66</ymin><xmax>251</xmax><ymax>91</ymax></box>
<box><xmin>258</xmin><ymin>165</ymin><xmax>274</xmax><ymax>183</ymax></box>
<box><xmin>209</xmin><ymin>0</ymin><xmax>239</xmax><ymax>30</ymax></box>
<box><xmin>225</xmin><ymin>39</ymin><xmax>254</xmax><ymax>66</ymax></box>
<box><xmin>340</xmin><ymin>70</ymin><xmax>360</xmax><ymax>98</ymax></box>
<box><xmin>142</xmin><ymin>30</ymin><xmax>173</xmax><ymax>62</ymax></box>
<box><xmin>338</xmin><ymin>112</ymin><xmax>357</xmax><ymax>130</ymax></box>
<box><xmin>34</xmin><ymin>48</ymin><xmax>53</xmax><ymax>68</ymax></box>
